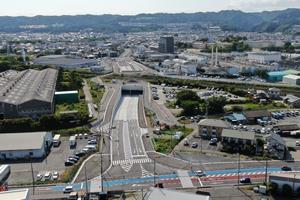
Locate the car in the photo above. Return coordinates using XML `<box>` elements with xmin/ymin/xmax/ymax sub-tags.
<box><xmin>84</xmin><ymin>133</ymin><xmax>88</xmax><ymax>139</ymax></box>
<box><xmin>195</xmin><ymin>170</ymin><xmax>205</xmax><ymax>177</ymax></box>
<box><xmin>44</xmin><ymin>172</ymin><xmax>52</xmax><ymax>180</ymax></box>
<box><xmin>281</xmin><ymin>166</ymin><xmax>292</xmax><ymax>171</ymax></box>
<box><xmin>70</xmin><ymin>155</ymin><xmax>80</xmax><ymax>160</ymax></box>
<box><xmin>74</xmin><ymin>134</ymin><xmax>78</xmax><ymax>139</ymax></box>
<box><xmin>88</xmin><ymin>140</ymin><xmax>97</xmax><ymax>145</ymax></box>
<box><xmin>296</xmin><ymin>141</ymin><xmax>300</xmax><ymax>146</ymax></box>
<box><xmin>183</xmin><ymin>139</ymin><xmax>189</xmax><ymax>146</ymax></box>
<box><xmin>75</xmin><ymin>151</ymin><xmax>85</xmax><ymax>157</ymax></box>
<box><xmin>68</xmin><ymin>157</ymin><xmax>78</xmax><ymax>163</ymax></box>
<box><xmin>240</xmin><ymin>177</ymin><xmax>251</xmax><ymax>183</ymax></box>
<box><xmin>65</xmin><ymin>160</ymin><xmax>75</xmax><ymax>166</ymax></box>
<box><xmin>52</xmin><ymin>172</ymin><xmax>59</xmax><ymax>180</ymax></box>
<box><xmin>63</xmin><ymin>186</ymin><xmax>73</xmax><ymax>193</ymax></box>
<box><xmin>209</xmin><ymin>138</ymin><xmax>218</xmax><ymax>145</ymax></box>
<box><xmin>191</xmin><ymin>142</ymin><xmax>198</xmax><ymax>148</ymax></box>
<box><xmin>79</xmin><ymin>134</ymin><xmax>83</xmax><ymax>139</ymax></box>
<box><xmin>81</xmin><ymin>148</ymin><xmax>90</xmax><ymax>153</ymax></box>
<box><xmin>36</xmin><ymin>174</ymin><xmax>43</xmax><ymax>181</ymax></box>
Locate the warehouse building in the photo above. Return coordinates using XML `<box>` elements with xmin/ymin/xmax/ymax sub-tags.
<box><xmin>34</xmin><ymin>55</ymin><xmax>98</xmax><ymax>68</ymax></box>
<box><xmin>283</xmin><ymin>74</ymin><xmax>300</xmax><ymax>86</ymax></box>
<box><xmin>0</xmin><ymin>132</ymin><xmax>52</xmax><ymax>160</ymax></box>
<box><xmin>267</xmin><ymin>70</ymin><xmax>300</xmax><ymax>82</ymax></box>
<box><xmin>247</xmin><ymin>51</ymin><xmax>281</xmax><ymax>64</ymax></box>
<box><xmin>55</xmin><ymin>91</ymin><xmax>79</xmax><ymax>104</ymax></box>
<box><xmin>0</xmin><ymin>69</ymin><xmax>58</xmax><ymax>119</ymax></box>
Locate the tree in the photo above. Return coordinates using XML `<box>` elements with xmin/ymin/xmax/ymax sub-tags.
<box><xmin>207</xmin><ymin>96</ymin><xmax>226</xmax><ymax>115</ymax></box>
<box><xmin>176</xmin><ymin>90</ymin><xmax>200</xmax><ymax>107</ymax></box>
<box><xmin>181</xmin><ymin>100</ymin><xmax>200</xmax><ymax>116</ymax></box>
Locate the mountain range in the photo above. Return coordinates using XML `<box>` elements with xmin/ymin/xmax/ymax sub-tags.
<box><xmin>0</xmin><ymin>9</ymin><xmax>300</xmax><ymax>33</ymax></box>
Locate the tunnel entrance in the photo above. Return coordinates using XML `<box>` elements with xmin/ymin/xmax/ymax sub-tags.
<box><xmin>121</xmin><ymin>84</ymin><xmax>143</xmax><ymax>95</ymax></box>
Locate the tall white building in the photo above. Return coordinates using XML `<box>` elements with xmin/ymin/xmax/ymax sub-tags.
<box><xmin>247</xmin><ymin>51</ymin><xmax>281</xmax><ymax>64</ymax></box>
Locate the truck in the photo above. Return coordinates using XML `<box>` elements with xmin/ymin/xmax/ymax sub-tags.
<box><xmin>69</xmin><ymin>136</ymin><xmax>76</xmax><ymax>148</ymax></box>
<box><xmin>53</xmin><ymin>134</ymin><xmax>61</xmax><ymax>147</ymax></box>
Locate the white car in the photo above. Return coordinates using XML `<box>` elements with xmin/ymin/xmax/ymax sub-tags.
<box><xmin>63</xmin><ymin>185</ymin><xmax>73</xmax><ymax>193</ymax></box>
<box><xmin>195</xmin><ymin>170</ymin><xmax>205</xmax><ymax>177</ymax></box>
<box><xmin>52</xmin><ymin>172</ymin><xmax>59</xmax><ymax>180</ymax></box>
<box><xmin>36</xmin><ymin>174</ymin><xmax>43</xmax><ymax>181</ymax></box>
<box><xmin>44</xmin><ymin>172</ymin><xmax>52</xmax><ymax>180</ymax></box>
<box><xmin>296</xmin><ymin>141</ymin><xmax>300</xmax><ymax>146</ymax></box>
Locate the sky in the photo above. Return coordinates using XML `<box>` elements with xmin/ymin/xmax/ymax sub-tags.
<box><xmin>0</xmin><ymin>0</ymin><xmax>300</xmax><ymax>16</ymax></box>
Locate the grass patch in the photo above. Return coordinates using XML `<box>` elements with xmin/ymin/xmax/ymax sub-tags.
<box><xmin>55</xmin><ymin>101</ymin><xmax>88</xmax><ymax>115</ymax></box>
<box><xmin>225</xmin><ymin>101</ymin><xmax>287</xmax><ymax>112</ymax></box>
<box><xmin>87</xmin><ymin>79</ymin><xmax>105</xmax><ymax>105</ymax></box>
<box><xmin>153</xmin><ymin>125</ymin><xmax>193</xmax><ymax>154</ymax></box>
<box><xmin>165</xmin><ymin>101</ymin><xmax>177</xmax><ymax>109</ymax></box>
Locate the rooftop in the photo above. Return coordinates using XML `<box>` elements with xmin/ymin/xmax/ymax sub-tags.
<box><xmin>283</xmin><ymin>74</ymin><xmax>300</xmax><ymax>80</ymax></box>
<box><xmin>0</xmin><ymin>132</ymin><xmax>49</xmax><ymax>151</ymax></box>
<box><xmin>0</xmin><ymin>189</ymin><xmax>29</xmax><ymax>200</ymax></box>
<box><xmin>34</xmin><ymin>55</ymin><xmax>97</xmax><ymax>67</ymax></box>
<box><xmin>145</xmin><ymin>188</ymin><xmax>209</xmax><ymax>200</ymax></box>
<box><xmin>244</xmin><ymin>110</ymin><xmax>271</xmax><ymax>118</ymax></box>
<box><xmin>198</xmin><ymin>119</ymin><xmax>229</xmax><ymax>128</ymax></box>
<box><xmin>0</xmin><ymin>68</ymin><xmax>57</xmax><ymax>105</ymax></box>
<box><xmin>222</xmin><ymin>129</ymin><xmax>256</xmax><ymax>141</ymax></box>
<box><xmin>55</xmin><ymin>91</ymin><xmax>78</xmax><ymax>95</ymax></box>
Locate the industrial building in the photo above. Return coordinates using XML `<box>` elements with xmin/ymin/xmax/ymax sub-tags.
<box><xmin>55</xmin><ymin>91</ymin><xmax>79</xmax><ymax>104</ymax></box>
<box><xmin>159</xmin><ymin>36</ymin><xmax>174</xmax><ymax>54</ymax></box>
<box><xmin>34</xmin><ymin>55</ymin><xmax>98</xmax><ymax>68</ymax></box>
<box><xmin>247</xmin><ymin>51</ymin><xmax>281</xmax><ymax>64</ymax></box>
<box><xmin>0</xmin><ymin>132</ymin><xmax>53</xmax><ymax>159</ymax></box>
<box><xmin>0</xmin><ymin>68</ymin><xmax>58</xmax><ymax>119</ymax></box>
<box><xmin>283</xmin><ymin>74</ymin><xmax>300</xmax><ymax>86</ymax></box>
<box><xmin>267</xmin><ymin>70</ymin><xmax>300</xmax><ymax>82</ymax></box>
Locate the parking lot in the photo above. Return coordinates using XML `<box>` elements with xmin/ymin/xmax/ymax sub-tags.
<box><xmin>7</xmin><ymin>135</ymin><xmax>96</xmax><ymax>185</ymax></box>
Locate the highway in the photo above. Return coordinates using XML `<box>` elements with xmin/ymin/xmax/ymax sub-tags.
<box><xmin>111</xmin><ymin>96</ymin><xmax>151</xmax><ymax>173</ymax></box>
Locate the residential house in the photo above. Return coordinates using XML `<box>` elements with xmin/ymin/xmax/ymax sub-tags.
<box><xmin>284</xmin><ymin>94</ymin><xmax>300</xmax><ymax>108</ymax></box>
<box><xmin>198</xmin><ymin>119</ymin><xmax>230</xmax><ymax>139</ymax></box>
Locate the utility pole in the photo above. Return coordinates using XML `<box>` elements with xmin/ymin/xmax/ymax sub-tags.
<box><xmin>30</xmin><ymin>162</ymin><xmax>35</xmax><ymax>195</ymax></box>
<box><xmin>153</xmin><ymin>158</ymin><xmax>156</xmax><ymax>187</ymax></box>
<box><xmin>85</xmin><ymin>165</ymin><xmax>89</xmax><ymax>197</ymax></box>
<box><xmin>265</xmin><ymin>159</ymin><xmax>268</xmax><ymax>186</ymax></box>
<box><xmin>237</xmin><ymin>151</ymin><xmax>240</xmax><ymax>187</ymax></box>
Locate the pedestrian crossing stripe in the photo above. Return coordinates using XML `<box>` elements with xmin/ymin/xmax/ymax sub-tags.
<box><xmin>112</xmin><ymin>158</ymin><xmax>152</xmax><ymax>165</ymax></box>
<box><xmin>203</xmin><ymin>171</ymin><xmax>284</xmax><ymax>178</ymax></box>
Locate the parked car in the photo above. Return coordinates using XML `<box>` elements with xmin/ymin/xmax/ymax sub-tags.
<box><xmin>36</xmin><ymin>174</ymin><xmax>43</xmax><ymax>181</ymax></box>
<box><xmin>191</xmin><ymin>142</ymin><xmax>198</xmax><ymax>148</ymax></box>
<box><xmin>75</xmin><ymin>151</ymin><xmax>85</xmax><ymax>157</ymax></box>
<box><xmin>84</xmin><ymin>133</ymin><xmax>88</xmax><ymax>139</ymax></box>
<box><xmin>79</xmin><ymin>134</ymin><xmax>83</xmax><ymax>139</ymax></box>
<box><xmin>209</xmin><ymin>138</ymin><xmax>218</xmax><ymax>145</ymax></box>
<box><xmin>63</xmin><ymin>186</ymin><xmax>73</xmax><ymax>193</ymax></box>
<box><xmin>44</xmin><ymin>172</ymin><xmax>52</xmax><ymax>180</ymax></box>
<box><xmin>88</xmin><ymin>140</ymin><xmax>97</xmax><ymax>145</ymax></box>
<box><xmin>70</xmin><ymin>155</ymin><xmax>80</xmax><ymax>160</ymax></box>
<box><xmin>296</xmin><ymin>141</ymin><xmax>300</xmax><ymax>146</ymax></box>
<box><xmin>240</xmin><ymin>177</ymin><xmax>251</xmax><ymax>183</ymax></box>
<box><xmin>65</xmin><ymin>160</ymin><xmax>75</xmax><ymax>166</ymax></box>
<box><xmin>281</xmin><ymin>166</ymin><xmax>292</xmax><ymax>171</ymax></box>
<box><xmin>52</xmin><ymin>172</ymin><xmax>59</xmax><ymax>180</ymax></box>
<box><xmin>68</xmin><ymin>157</ymin><xmax>78</xmax><ymax>163</ymax></box>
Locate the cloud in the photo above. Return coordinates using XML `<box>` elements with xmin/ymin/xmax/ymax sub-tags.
<box><xmin>227</xmin><ymin>0</ymin><xmax>300</xmax><ymax>11</ymax></box>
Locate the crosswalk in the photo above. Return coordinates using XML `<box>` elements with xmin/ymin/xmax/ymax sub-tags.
<box><xmin>140</xmin><ymin>164</ymin><xmax>153</xmax><ymax>177</ymax></box>
<box><xmin>203</xmin><ymin>170</ymin><xmax>285</xmax><ymax>178</ymax></box>
<box><xmin>112</xmin><ymin>158</ymin><xmax>152</xmax><ymax>166</ymax></box>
